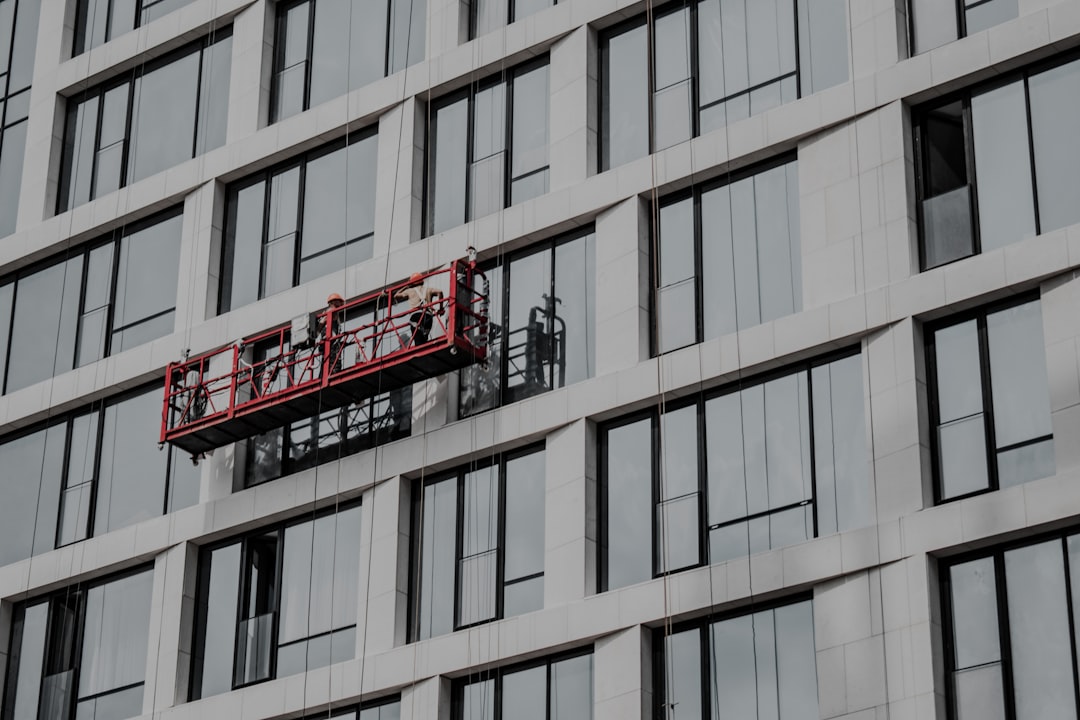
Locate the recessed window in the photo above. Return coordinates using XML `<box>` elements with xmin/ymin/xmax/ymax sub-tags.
<box><xmin>942</xmin><ymin>529</ymin><xmax>1080</xmax><ymax>720</ymax></box>
<box><xmin>454</xmin><ymin>651</ymin><xmax>593</xmax><ymax>720</ymax></box>
<box><xmin>657</xmin><ymin>598</ymin><xmax>817</xmax><ymax>720</ymax></box>
<box><xmin>219</xmin><ymin>131</ymin><xmax>378</xmax><ymax>313</ymax></box>
<box><xmin>0</xmin><ymin>0</ymin><xmax>43</xmax><ymax>237</ymax></box>
<box><xmin>270</xmin><ymin>0</ymin><xmax>425</xmax><ymax>122</ymax></box>
<box><xmin>459</xmin><ymin>228</ymin><xmax>595</xmax><ymax>417</ymax></box>
<box><xmin>58</xmin><ymin>29</ymin><xmax>232</xmax><ymax>212</ymax></box>
<box><xmin>909</xmin><ymin>0</ymin><xmax>1018</xmax><ymax>54</ymax></box>
<box><xmin>654</xmin><ymin>157</ymin><xmax>800</xmax><ymax>354</ymax></box>
<box><xmin>1</xmin><ymin>567</ymin><xmax>154</xmax><ymax>720</ymax></box>
<box><xmin>0</xmin><ymin>384</ymin><xmax>198</xmax><ymax>567</ymax></box>
<box><xmin>470</xmin><ymin>0</ymin><xmax>554</xmax><ymax>38</ymax></box>
<box><xmin>190</xmin><ymin>504</ymin><xmax>361</xmax><ymax>698</ymax></box>
<box><xmin>926</xmin><ymin>295</ymin><xmax>1054</xmax><ymax>502</ymax></box>
<box><xmin>411</xmin><ymin>446</ymin><xmax>545</xmax><ymax>640</ymax></box>
<box><xmin>301</xmin><ymin>698</ymin><xmax>401</xmax><ymax>720</ymax></box>
<box><xmin>915</xmin><ymin>56</ymin><xmax>1080</xmax><ymax>269</ymax></box>
<box><xmin>73</xmin><ymin>0</ymin><xmax>194</xmax><ymax>54</ymax></box>
<box><xmin>427</xmin><ymin>59</ymin><xmax>549</xmax><ymax>235</ymax></box>
<box><xmin>600</xmin><ymin>0</ymin><xmax>847</xmax><ymax>170</ymax></box>
<box><xmin>600</xmin><ymin>351</ymin><xmax>868</xmax><ymax>591</ymax></box>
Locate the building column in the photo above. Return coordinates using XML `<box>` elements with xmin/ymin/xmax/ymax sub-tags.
<box><xmin>401</xmin><ymin>675</ymin><xmax>450</xmax><ymax>720</ymax></box>
<box><xmin>143</xmin><ymin>543</ymin><xmax>195</xmax><ymax>712</ymax></box>
<box><xmin>426</xmin><ymin>0</ymin><xmax>467</xmax><ymax>59</ymax></box>
<box><xmin>1041</xmin><ymin>271</ymin><xmax>1080</xmax><ymax>474</ymax></box>
<box><xmin>375</xmin><ymin>97</ymin><xmax>424</xmax><ymax>255</ymax></box>
<box><xmin>548</xmin><ymin>25</ymin><xmax>596</xmax><ymax>192</ymax></box>
<box><xmin>226</xmin><ymin>0</ymin><xmax>272</xmax><ymax>140</ymax></box>
<box><xmin>358</xmin><ymin>476</ymin><xmax>411</xmax><ymax>655</ymax></box>
<box><xmin>595</xmin><ymin>625</ymin><xmax>651</xmax><ymax>720</ymax></box>
<box><xmin>544</xmin><ymin>418</ymin><xmax>596</xmax><ymax>606</ymax></box>
<box><xmin>594</xmin><ymin>197</ymin><xmax>649</xmax><ymax>376</ymax></box>
<box><xmin>176</xmin><ymin>180</ymin><xmax>223</xmax><ymax>331</ymax></box>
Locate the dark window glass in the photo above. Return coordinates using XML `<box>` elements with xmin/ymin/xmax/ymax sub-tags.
<box><xmin>942</xmin><ymin>529</ymin><xmax>1080</xmax><ymax>720</ymax></box>
<box><xmin>191</xmin><ymin>505</ymin><xmax>361</xmax><ymax>698</ymax></box>
<box><xmin>459</xmin><ymin>229</ymin><xmax>595</xmax><ymax>417</ymax></box>
<box><xmin>911</xmin><ymin>0</ymin><xmax>1017</xmax><ymax>54</ymax></box>
<box><xmin>270</xmin><ymin>0</ymin><xmax>425</xmax><ymax>122</ymax></box>
<box><xmin>600</xmin><ymin>0</ymin><xmax>846</xmax><ymax>170</ymax></box>
<box><xmin>74</xmin><ymin>0</ymin><xmax>195</xmax><ymax>54</ymax></box>
<box><xmin>427</xmin><ymin>60</ymin><xmax>549</xmax><ymax>235</ymax></box>
<box><xmin>58</xmin><ymin>30</ymin><xmax>231</xmax><ymax>212</ymax></box>
<box><xmin>454</xmin><ymin>652</ymin><xmax>592</xmax><ymax>720</ymax></box>
<box><xmin>1</xmin><ymin>568</ymin><xmax>154</xmax><ymax>720</ymax></box>
<box><xmin>916</xmin><ymin>57</ymin><xmax>1080</xmax><ymax>269</ymax></box>
<box><xmin>657</xmin><ymin>157</ymin><xmax>800</xmax><ymax>354</ymax></box>
<box><xmin>411</xmin><ymin>446</ymin><xmax>545</xmax><ymax>641</ymax></box>
<box><xmin>658</xmin><ymin>598</ymin><xmax>817</xmax><ymax>720</ymax></box>
<box><xmin>601</xmin><ymin>352</ymin><xmax>868</xmax><ymax>591</ymax></box>
<box><xmin>0</xmin><ymin>0</ymin><xmax>41</xmax><ymax>238</ymax></box>
<box><xmin>220</xmin><ymin>132</ymin><xmax>378</xmax><ymax>313</ymax></box>
<box><xmin>928</xmin><ymin>296</ymin><xmax>1054</xmax><ymax>502</ymax></box>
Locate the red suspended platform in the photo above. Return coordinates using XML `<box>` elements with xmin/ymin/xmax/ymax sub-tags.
<box><xmin>161</xmin><ymin>260</ymin><xmax>489</xmax><ymax>456</ymax></box>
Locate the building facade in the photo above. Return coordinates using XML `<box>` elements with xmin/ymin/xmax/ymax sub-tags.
<box><xmin>1</xmin><ymin>0</ymin><xmax>1080</xmax><ymax>718</ymax></box>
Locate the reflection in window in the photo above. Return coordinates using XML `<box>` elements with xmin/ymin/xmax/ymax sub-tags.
<box><xmin>915</xmin><ymin>56</ymin><xmax>1080</xmax><ymax>269</ymax></box>
<box><xmin>455</xmin><ymin>651</ymin><xmax>592</xmax><ymax>720</ymax></box>
<box><xmin>0</xmin><ymin>209</ymin><xmax>182</xmax><ymax>394</ymax></box>
<box><xmin>600</xmin><ymin>0</ymin><xmax>847</xmax><ymax>169</ymax></box>
<box><xmin>270</xmin><ymin>0</ymin><xmax>424</xmax><ymax>122</ymax></box>
<box><xmin>0</xmin><ymin>384</ymin><xmax>198</xmax><ymax>568</ymax></box>
<box><xmin>191</xmin><ymin>505</ymin><xmax>361</xmax><ymax>698</ymax></box>
<box><xmin>601</xmin><ymin>352</ymin><xmax>868</xmax><ymax>591</ymax></box>
<box><xmin>0</xmin><ymin>0</ymin><xmax>43</xmax><ymax>237</ymax></box>
<box><xmin>73</xmin><ymin>0</ymin><xmax>194</xmax><ymax>54</ymax></box>
<box><xmin>471</xmin><ymin>0</ymin><xmax>554</xmax><ymax>37</ymax></box>
<box><xmin>659</xmin><ymin>599</ymin><xmax>817</xmax><ymax>720</ymax></box>
<box><xmin>427</xmin><ymin>59</ymin><xmax>549</xmax><ymax>234</ymax></box>
<box><xmin>58</xmin><ymin>29</ymin><xmax>232</xmax><ymax>212</ymax></box>
<box><xmin>655</xmin><ymin>158</ymin><xmax>799</xmax><ymax>354</ymax></box>
<box><xmin>910</xmin><ymin>0</ymin><xmax>1018</xmax><ymax>54</ymax></box>
<box><xmin>943</xmin><ymin>530</ymin><xmax>1080</xmax><ymax>720</ymax></box>
<box><xmin>459</xmin><ymin>229</ymin><xmax>595</xmax><ymax>417</ymax></box>
<box><xmin>411</xmin><ymin>447</ymin><xmax>545</xmax><ymax>641</ymax></box>
<box><xmin>1</xmin><ymin>567</ymin><xmax>154</xmax><ymax>720</ymax></box>
<box><xmin>927</xmin><ymin>296</ymin><xmax>1054</xmax><ymax>502</ymax></box>
<box><xmin>220</xmin><ymin>131</ymin><xmax>378</xmax><ymax>312</ymax></box>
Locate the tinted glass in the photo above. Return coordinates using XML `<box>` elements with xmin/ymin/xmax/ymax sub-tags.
<box><xmin>417</xmin><ymin>478</ymin><xmax>456</xmax><ymax>639</ymax></box>
<box><xmin>986</xmin><ymin>300</ymin><xmax>1052</xmax><ymax>451</ymax></box>
<box><xmin>503</xmin><ymin>451</ymin><xmax>545</xmax><ymax>614</ymax></box>
<box><xmin>95</xmin><ymin>388</ymin><xmax>168</xmax><ymax>533</ymax></box>
<box><xmin>796</xmin><ymin>0</ymin><xmax>847</xmax><ymax>94</ymax></box>
<box><xmin>554</xmin><ymin>233</ymin><xmax>596</xmax><ymax>386</ymax></box>
<box><xmin>196</xmin><ymin>543</ymin><xmax>241</xmax><ymax>698</ymax></box>
<box><xmin>128</xmin><ymin>50</ymin><xmax>199</xmax><ymax>183</ymax></box>
<box><xmin>6</xmin><ymin>0</ymin><xmax>39</xmax><ymax>91</ymax></box>
<box><xmin>113</xmin><ymin>213</ymin><xmax>182</xmax><ymax>346</ymax></box>
<box><xmin>461</xmin><ymin>679</ymin><xmax>494</xmax><ymax>720</ymax></box>
<box><xmin>196</xmin><ymin>33</ymin><xmax>232</xmax><ymax>154</ymax></box>
<box><xmin>0</xmin><ymin>428</ymin><xmax>60</xmax><ymax>565</ymax></box>
<box><xmin>387</xmin><ymin>0</ymin><xmax>424</xmax><ymax>72</ymax></box>
<box><xmin>0</xmin><ymin>120</ymin><xmax>26</xmax><ymax>237</ymax></box>
<box><xmin>658</xmin><ymin>197</ymin><xmax>696</xmax><ymax>353</ymax></box>
<box><xmin>7</xmin><ymin>257</ymin><xmax>81</xmax><ymax>392</ymax></box>
<box><xmin>510</xmin><ymin>64</ymin><xmax>549</xmax><ymax>203</ymax></box>
<box><xmin>658</xmin><ymin>405</ymin><xmax>698</xmax><ymax>572</ymax></box>
<box><xmin>79</xmin><ymin>570</ymin><xmax>153</xmax><ymax>699</ymax></box>
<box><xmin>222</xmin><ymin>180</ymin><xmax>266</xmax><ymax>311</ymax></box>
<box><xmin>550</xmin><ymin>654</ymin><xmax>592</xmax><ymax>719</ymax></box>
<box><xmin>911</xmin><ymin>0</ymin><xmax>958</xmax><ymax>53</ymax></box>
<box><xmin>933</xmin><ymin>319</ymin><xmax>988</xmax><ymax>499</ymax></box>
<box><xmin>666</xmin><ymin>630</ymin><xmax>702</xmax><ymax>720</ymax></box>
<box><xmin>812</xmin><ymin>355</ymin><xmax>870</xmax><ymax>534</ymax></box>
<box><xmin>653</xmin><ymin>9</ymin><xmax>691</xmax><ymax>151</ymax></box>
<box><xmin>605</xmin><ymin>418</ymin><xmax>652</xmax><ymax>589</ymax></box>
<box><xmin>431</xmin><ymin>98</ymin><xmax>468</xmax><ymax>233</ymax></box>
<box><xmin>602</xmin><ymin>24</ymin><xmax>648</xmax><ymax>169</ymax></box>
<box><xmin>460</xmin><ymin>466</ymin><xmax>499</xmax><ymax>627</ymax></box>
<box><xmin>1028</xmin><ymin>60</ymin><xmax>1080</xmax><ymax>235</ymax></box>
<box><xmin>474</xmin><ymin>0</ymin><xmax>507</xmax><ymax>39</ymax></box>
<box><xmin>950</xmin><ymin>558</ymin><xmax>1000</xmax><ymax>670</ymax></box>
<box><xmin>502</xmin><ymin>665</ymin><xmax>544</xmax><ymax>720</ymax></box>
<box><xmin>506</xmin><ymin>248</ymin><xmax>552</xmax><ymax>400</ymax></box>
<box><xmin>965</xmin><ymin>0</ymin><xmax>1018</xmax><ymax>35</ymax></box>
<box><xmin>4</xmin><ymin>603</ymin><xmax>47</xmax><ymax>719</ymax></box>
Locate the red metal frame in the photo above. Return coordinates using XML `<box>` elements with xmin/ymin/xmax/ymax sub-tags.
<box><xmin>161</xmin><ymin>260</ymin><xmax>488</xmax><ymax>450</ymax></box>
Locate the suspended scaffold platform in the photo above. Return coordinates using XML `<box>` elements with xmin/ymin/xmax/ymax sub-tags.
<box><xmin>161</xmin><ymin>259</ymin><xmax>489</xmax><ymax>456</ymax></box>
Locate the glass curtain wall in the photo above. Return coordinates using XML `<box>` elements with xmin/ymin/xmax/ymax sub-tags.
<box><xmin>456</xmin><ymin>652</ymin><xmax>593</xmax><ymax>720</ymax></box>
<box><xmin>910</xmin><ymin>0</ymin><xmax>1018</xmax><ymax>54</ymax></box>
<box><xmin>0</xmin><ymin>0</ymin><xmax>42</xmax><ymax>237</ymax></box>
<box><xmin>73</xmin><ymin>0</ymin><xmax>194</xmax><ymax>53</ymax></box>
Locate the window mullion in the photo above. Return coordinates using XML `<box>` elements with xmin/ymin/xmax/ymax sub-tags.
<box><xmin>994</xmin><ymin>553</ymin><xmax>1019</xmax><ymax>720</ymax></box>
<box><xmin>976</xmin><ymin>314</ymin><xmax>999</xmax><ymax>492</ymax></box>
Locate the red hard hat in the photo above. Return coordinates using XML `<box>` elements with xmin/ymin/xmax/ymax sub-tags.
<box><xmin>327</xmin><ymin>293</ymin><xmax>344</xmax><ymax>305</ymax></box>
<box><xmin>409</xmin><ymin>272</ymin><xmax>423</xmax><ymax>284</ymax></box>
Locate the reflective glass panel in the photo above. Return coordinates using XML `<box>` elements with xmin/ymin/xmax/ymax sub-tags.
<box><xmin>605</xmin><ymin>418</ymin><xmax>653</xmax><ymax>589</ymax></box>
<box><xmin>1029</xmin><ymin>59</ymin><xmax>1080</xmax><ymax>234</ymax></box>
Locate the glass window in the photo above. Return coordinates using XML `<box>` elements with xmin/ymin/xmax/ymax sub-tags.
<box><xmin>220</xmin><ymin>132</ymin><xmax>378</xmax><ymax>312</ymax></box>
<box><xmin>911</xmin><ymin>0</ymin><xmax>1018</xmax><ymax>54</ymax></box>
<box><xmin>916</xmin><ymin>57</ymin><xmax>1080</xmax><ymax>269</ymax></box>
<box><xmin>928</xmin><ymin>296</ymin><xmax>1054</xmax><ymax>502</ymax></box>
<box><xmin>454</xmin><ymin>652</ymin><xmax>592</xmax><ymax>720</ymax></box>
<box><xmin>658</xmin><ymin>157</ymin><xmax>800</xmax><ymax>354</ymax></box>
<box><xmin>660</xmin><ymin>599</ymin><xmax>817</xmax><ymax>720</ymax></box>
<box><xmin>271</xmin><ymin>0</ymin><xmax>425</xmax><ymax>122</ymax></box>
<box><xmin>58</xmin><ymin>30</ymin><xmax>232</xmax><ymax>212</ymax></box>
<box><xmin>411</xmin><ymin>446</ymin><xmax>545</xmax><ymax>641</ymax></box>
<box><xmin>74</xmin><ymin>0</ymin><xmax>195</xmax><ymax>53</ymax></box>
<box><xmin>601</xmin><ymin>0</ymin><xmax>847</xmax><ymax>170</ymax></box>
<box><xmin>0</xmin><ymin>0</ymin><xmax>42</xmax><ymax>239</ymax></box>
<box><xmin>601</xmin><ymin>352</ymin><xmax>868</xmax><ymax>591</ymax></box>
<box><xmin>943</xmin><ymin>530</ymin><xmax>1080</xmax><ymax>720</ymax></box>
<box><xmin>190</xmin><ymin>505</ymin><xmax>361</xmax><ymax>698</ymax></box>
<box><xmin>459</xmin><ymin>229</ymin><xmax>595</xmax><ymax>417</ymax></box>
<box><xmin>427</xmin><ymin>60</ymin><xmax>549</xmax><ymax>235</ymax></box>
<box><xmin>1</xmin><ymin>568</ymin><xmax>154</xmax><ymax>720</ymax></box>
<box><xmin>472</xmin><ymin>0</ymin><xmax>553</xmax><ymax>37</ymax></box>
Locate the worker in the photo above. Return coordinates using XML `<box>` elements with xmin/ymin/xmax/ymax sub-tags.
<box><xmin>323</xmin><ymin>292</ymin><xmax>345</xmax><ymax>371</ymax></box>
<box><xmin>394</xmin><ymin>272</ymin><xmax>444</xmax><ymax>345</ymax></box>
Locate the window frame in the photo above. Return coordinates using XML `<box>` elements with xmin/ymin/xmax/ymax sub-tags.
<box><xmin>217</xmin><ymin>128</ymin><xmax>378</xmax><ymax>313</ymax></box>
<box><xmin>939</xmin><ymin>526</ymin><xmax>1080</xmax><ymax>720</ymax></box>
<box><xmin>188</xmin><ymin>500</ymin><xmax>363</xmax><ymax>698</ymax></box>
<box><xmin>648</xmin><ymin>152</ymin><xmax>798</xmax><ymax>356</ymax></box>
<box><xmin>407</xmin><ymin>443</ymin><xmax>546</xmax><ymax>641</ymax></box>
<box><xmin>906</xmin><ymin>0</ymin><xmax>1018</xmax><ymax>55</ymax></box>
<box><xmin>924</xmin><ymin>291</ymin><xmax>1052</xmax><ymax>505</ymax></box>
<box><xmin>598</xmin><ymin>347</ymin><xmax>860</xmax><ymax>592</ymax></box>
<box><xmin>71</xmin><ymin>0</ymin><xmax>191</xmax><ymax>55</ymax></box>
<box><xmin>652</xmin><ymin>593</ymin><xmax>815</xmax><ymax>720</ymax></box>
<box><xmin>469</xmin><ymin>0</ymin><xmax>557</xmax><ymax>39</ymax></box>
<box><xmin>450</xmin><ymin>646</ymin><xmax>593</xmax><ymax>720</ymax></box>
<box><xmin>424</xmin><ymin>55</ymin><xmax>550</xmax><ymax>236</ymax></box>
<box><xmin>0</xmin><ymin>207</ymin><xmax>182</xmax><ymax>394</ymax></box>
